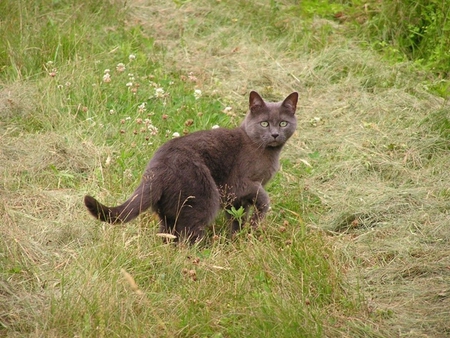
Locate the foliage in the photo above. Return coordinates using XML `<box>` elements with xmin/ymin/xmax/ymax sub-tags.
<box><xmin>356</xmin><ymin>0</ymin><xmax>450</xmax><ymax>76</ymax></box>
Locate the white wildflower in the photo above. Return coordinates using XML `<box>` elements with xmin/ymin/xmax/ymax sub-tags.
<box><xmin>172</xmin><ymin>132</ymin><xmax>180</xmax><ymax>138</ymax></box>
<box><xmin>126</xmin><ymin>82</ymin><xmax>133</xmax><ymax>87</ymax></box>
<box><xmin>138</xmin><ymin>102</ymin><xmax>146</xmax><ymax>113</ymax></box>
<box><xmin>155</xmin><ymin>87</ymin><xmax>165</xmax><ymax>98</ymax></box>
<box><xmin>148</xmin><ymin>124</ymin><xmax>159</xmax><ymax>135</ymax></box>
<box><xmin>103</xmin><ymin>73</ymin><xmax>111</xmax><ymax>83</ymax></box>
<box><xmin>212</xmin><ymin>125</ymin><xmax>220</xmax><ymax>129</ymax></box>
<box><xmin>223</xmin><ymin>106</ymin><xmax>232</xmax><ymax>113</ymax></box>
<box><xmin>129</xmin><ymin>54</ymin><xmax>136</xmax><ymax>61</ymax></box>
<box><xmin>194</xmin><ymin>89</ymin><xmax>202</xmax><ymax>100</ymax></box>
<box><xmin>116</xmin><ymin>63</ymin><xmax>126</xmax><ymax>72</ymax></box>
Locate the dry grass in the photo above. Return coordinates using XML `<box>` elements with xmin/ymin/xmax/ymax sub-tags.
<box><xmin>2</xmin><ymin>0</ymin><xmax>450</xmax><ymax>336</ymax></box>
<box><xmin>130</xmin><ymin>1</ymin><xmax>450</xmax><ymax>336</ymax></box>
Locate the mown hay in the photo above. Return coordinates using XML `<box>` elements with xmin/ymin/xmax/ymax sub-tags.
<box><xmin>128</xmin><ymin>2</ymin><xmax>450</xmax><ymax>336</ymax></box>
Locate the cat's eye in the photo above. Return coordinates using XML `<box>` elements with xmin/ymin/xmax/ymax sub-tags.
<box><xmin>260</xmin><ymin>121</ymin><xmax>269</xmax><ymax>127</ymax></box>
<box><xmin>280</xmin><ymin>121</ymin><xmax>288</xmax><ymax>127</ymax></box>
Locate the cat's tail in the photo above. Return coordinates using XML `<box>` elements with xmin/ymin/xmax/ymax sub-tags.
<box><xmin>84</xmin><ymin>175</ymin><xmax>160</xmax><ymax>224</ymax></box>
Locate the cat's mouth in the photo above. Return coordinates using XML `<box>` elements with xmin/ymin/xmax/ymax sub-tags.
<box><xmin>267</xmin><ymin>140</ymin><xmax>283</xmax><ymax>147</ymax></box>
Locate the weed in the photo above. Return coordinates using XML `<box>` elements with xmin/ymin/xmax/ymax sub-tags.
<box><xmin>225</xmin><ymin>205</ymin><xmax>246</xmax><ymax>228</ymax></box>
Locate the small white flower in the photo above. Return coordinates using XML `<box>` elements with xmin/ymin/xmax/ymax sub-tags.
<box><xmin>109</xmin><ymin>109</ymin><xmax>115</xmax><ymax>114</ymax></box>
<box><xmin>129</xmin><ymin>54</ymin><xmax>136</xmax><ymax>61</ymax></box>
<box><xmin>194</xmin><ymin>89</ymin><xmax>202</xmax><ymax>100</ymax></box>
<box><xmin>103</xmin><ymin>73</ymin><xmax>111</xmax><ymax>83</ymax></box>
<box><xmin>126</xmin><ymin>82</ymin><xmax>133</xmax><ymax>87</ymax></box>
<box><xmin>105</xmin><ymin>155</ymin><xmax>111</xmax><ymax>167</ymax></box>
<box><xmin>172</xmin><ymin>132</ymin><xmax>180</xmax><ymax>138</ymax></box>
<box><xmin>116</xmin><ymin>63</ymin><xmax>126</xmax><ymax>72</ymax></box>
<box><xmin>104</xmin><ymin>69</ymin><xmax>110</xmax><ymax>74</ymax></box>
<box><xmin>155</xmin><ymin>87</ymin><xmax>165</xmax><ymax>98</ymax></box>
<box><xmin>212</xmin><ymin>125</ymin><xmax>220</xmax><ymax>129</ymax></box>
<box><xmin>138</xmin><ymin>102</ymin><xmax>146</xmax><ymax>113</ymax></box>
<box><xmin>125</xmin><ymin>116</ymin><xmax>131</xmax><ymax>121</ymax></box>
<box><xmin>148</xmin><ymin>124</ymin><xmax>159</xmax><ymax>135</ymax></box>
<box><xmin>223</xmin><ymin>106</ymin><xmax>232</xmax><ymax>113</ymax></box>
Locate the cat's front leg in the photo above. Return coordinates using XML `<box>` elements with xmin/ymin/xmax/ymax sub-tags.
<box><xmin>249</xmin><ymin>186</ymin><xmax>270</xmax><ymax>228</ymax></box>
<box><xmin>228</xmin><ymin>184</ymin><xmax>269</xmax><ymax>235</ymax></box>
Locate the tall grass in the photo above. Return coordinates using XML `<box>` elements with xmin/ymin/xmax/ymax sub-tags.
<box><xmin>0</xmin><ymin>0</ymin><xmax>377</xmax><ymax>336</ymax></box>
<box><xmin>359</xmin><ymin>0</ymin><xmax>450</xmax><ymax>75</ymax></box>
<box><xmin>3</xmin><ymin>0</ymin><xmax>448</xmax><ymax>337</ymax></box>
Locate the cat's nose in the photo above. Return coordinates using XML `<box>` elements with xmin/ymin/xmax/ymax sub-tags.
<box><xmin>271</xmin><ymin>133</ymin><xmax>279</xmax><ymax>139</ymax></box>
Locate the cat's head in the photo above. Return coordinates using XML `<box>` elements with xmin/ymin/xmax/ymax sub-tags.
<box><xmin>242</xmin><ymin>91</ymin><xmax>298</xmax><ymax>148</ymax></box>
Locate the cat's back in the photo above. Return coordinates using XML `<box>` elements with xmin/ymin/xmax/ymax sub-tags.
<box><xmin>149</xmin><ymin>127</ymin><xmax>246</xmax><ymax>168</ymax></box>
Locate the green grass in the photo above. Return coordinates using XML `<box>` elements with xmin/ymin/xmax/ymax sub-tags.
<box><xmin>2</xmin><ymin>0</ymin><xmax>450</xmax><ymax>337</ymax></box>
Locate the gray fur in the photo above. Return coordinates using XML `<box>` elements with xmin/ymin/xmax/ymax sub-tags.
<box><xmin>84</xmin><ymin>91</ymin><xmax>298</xmax><ymax>242</ymax></box>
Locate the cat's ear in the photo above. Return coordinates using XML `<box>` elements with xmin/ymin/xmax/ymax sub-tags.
<box><xmin>282</xmin><ymin>92</ymin><xmax>298</xmax><ymax>113</ymax></box>
<box><xmin>249</xmin><ymin>91</ymin><xmax>266</xmax><ymax>112</ymax></box>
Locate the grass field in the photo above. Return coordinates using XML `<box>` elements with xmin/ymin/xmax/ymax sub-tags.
<box><xmin>1</xmin><ymin>0</ymin><xmax>450</xmax><ymax>337</ymax></box>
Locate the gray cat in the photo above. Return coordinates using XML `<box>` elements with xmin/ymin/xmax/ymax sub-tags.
<box><xmin>84</xmin><ymin>91</ymin><xmax>298</xmax><ymax>242</ymax></box>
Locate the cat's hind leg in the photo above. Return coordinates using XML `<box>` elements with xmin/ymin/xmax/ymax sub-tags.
<box><xmin>173</xmin><ymin>192</ymin><xmax>221</xmax><ymax>243</ymax></box>
<box><xmin>156</xmin><ymin>163</ymin><xmax>221</xmax><ymax>244</ymax></box>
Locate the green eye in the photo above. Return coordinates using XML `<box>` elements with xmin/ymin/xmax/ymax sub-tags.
<box><xmin>260</xmin><ymin>121</ymin><xmax>269</xmax><ymax>127</ymax></box>
<box><xmin>280</xmin><ymin>121</ymin><xmax>288</xmax><ymax>127</ymax></box>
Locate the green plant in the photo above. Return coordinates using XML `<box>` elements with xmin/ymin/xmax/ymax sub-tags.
<box><xmin>225</xmin><ymin>205</ymin><xmax>246</xmax><ymax>228</ymax></box>
<box><xmin>360</xmin><ymin>0</ymin><xmax>450</xmax><ymax>76</ymax></box>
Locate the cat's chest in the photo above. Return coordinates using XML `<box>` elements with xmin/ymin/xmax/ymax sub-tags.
<box><xmin>242</xmin><ymin>149</ymin><xmax>280</xmax><ymax>185</ymax></box>
<box><xmin>259</xmin><ymin>157</ymin><xmax>279</xmax><ymax>185</ymax></box>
